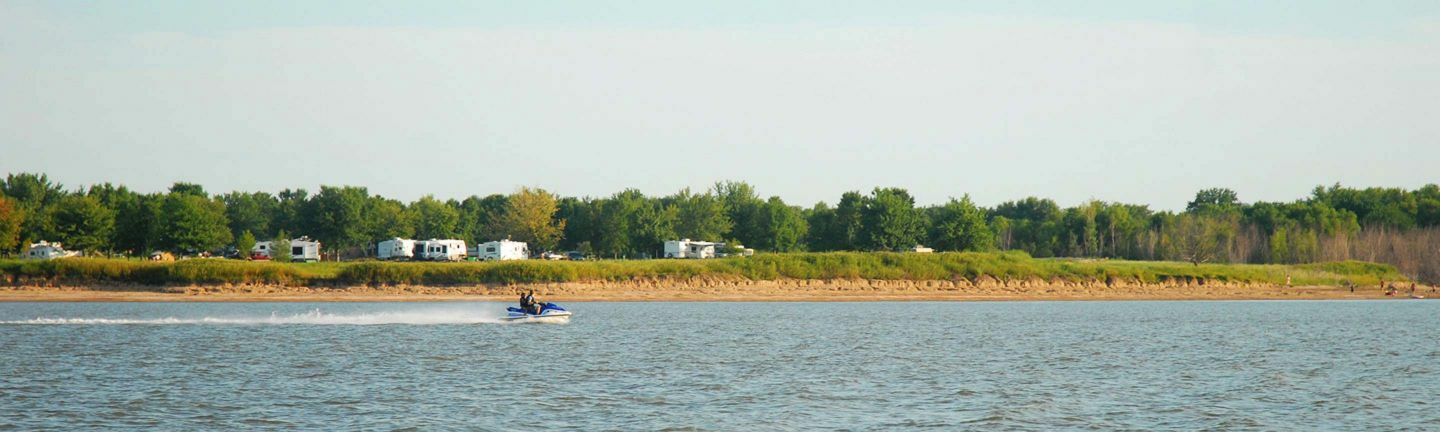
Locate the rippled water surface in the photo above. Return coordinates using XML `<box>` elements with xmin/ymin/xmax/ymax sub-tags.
<box><xmin>2</xmin><ymin>301</ymin><xmax>1438</xmax><ymax>430</ymax></box>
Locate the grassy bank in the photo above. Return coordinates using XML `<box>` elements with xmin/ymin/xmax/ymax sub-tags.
<box><xmin>0</xmin><ymin>252</ymin><xmax>1404</xmax><ymax>288</ymax></box>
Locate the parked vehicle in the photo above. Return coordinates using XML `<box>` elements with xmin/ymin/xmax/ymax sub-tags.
<box><xmin>252</xmin><ymin>237</ymin><xmax>322</xmax><ymax>262</ymax></box>
<box><xmin>377</xmin><ymin>238</ymin><xmax>417</xmax><ymax>260</ymax></box>
<box><xmin>415</xmin><ymin>239</ymin><xmax>467</xmax><ymax>261</ymax></box>
<box><xmin>24</xmin><ymin>241</ymin><xmax>79</xmax><ymax>260</ymax></box>
<box><xmin>476</xmin><ymin>240</ymin><xmax>528</xmax><ymax>261</ymax></box>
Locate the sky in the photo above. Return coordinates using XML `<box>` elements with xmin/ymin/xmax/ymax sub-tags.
<box><xmin>2</xmin><ymin>1</ymin><xmax>1437</xmax><ymax>210</ymax></box>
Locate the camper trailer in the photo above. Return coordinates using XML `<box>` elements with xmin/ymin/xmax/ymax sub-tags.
<box><xmin>377</xmin><ymin>238</ymin><xmax>417</xmax><ymax>260</ymax></box>
<box><xmin>664</xmin><ymin>239</ymin><xmax>719</xmax><ymax>259</ymax></box>
<box><xmin>477</xmin><ymin>240</ymin><xmax>528</xmax><ymax>261</ymax></box>
<box><xmin>24</xmin><ymin>241</ymin><xmax>78</xmax><ymax>260</ymax></box>
<box><xmin>251</xmin><ymin>237</ymin><xmax>322</xmax><ymax>262</ymax></box>
<box><xmin>415</xmin><ymin>239</ymin><xmax>467</xmax><ymax>261</ymax></box>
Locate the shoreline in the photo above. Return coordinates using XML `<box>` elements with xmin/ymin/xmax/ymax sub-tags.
<box><xmin>1</xmin><ymin>280</ymin><xmax>1427</xmax><ymax>302</ymax></box>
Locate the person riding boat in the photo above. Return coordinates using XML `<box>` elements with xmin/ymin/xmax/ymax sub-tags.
<box><xmin>519</xmin><ymin>290</ymin><xmax>543</xmax><ymax>315</ymax></box>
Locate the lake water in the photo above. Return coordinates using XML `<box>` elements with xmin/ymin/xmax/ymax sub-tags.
<box><xmin>1</xmin><ymin>301</ymin><xmax>1437</xmax><ymax>430</ymax></box>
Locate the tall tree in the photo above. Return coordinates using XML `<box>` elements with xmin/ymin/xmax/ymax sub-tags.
<box><xmin>715</xmin><ymin>181</ymin><xmax>764</xmax><ymax>246</ymax></box>
<box><xmin>114</xmin><ymin>193</ymin><xmax>163</xmax><ymax>255</ymax></box>
<box><xmin>672</xmin><ymin>188</ymin><xmax>732</xmax><ymax>241</ymax></box>
<box><xmin>222</xmin><ymin>191</ymin><xmax>277</xmax><ymax>240</ymax></box>
<box><xmin>159</xmin><ymin>193</ymin><xmax>232</xmax><ymax>253</ymax></box>
<box><xmin>929</xmin><ymin>195</ymin><xmax>993</xmax><ymax>252</ymax></box>
<box><xmin>409</xmin><ymin>195</ymin><xmax>459</xmax><ymax>239</ymax></box>
<box><xmin>1</xmin><ymin>173</ymin><xmax>65</xmax><ymax>246</ymax></box>
<box><xmin>1186</xmin><ymin>188</ymin><xmax>1240</xmax><ymax>213</ymax></box>
<box><xmin>491</xmin><ymin>187</ymin><xmax>567</xmax><ymax>252</ymax></box>
<box><xmin>861</xmin><ymin>188</ymin><xmax>925</xmax><ymax>251</ymax></box>
<box><xmin>304</xmin><ymin>186</ymin><xmax>368</xmax><ymax>250</ymax></box>
<box><xmin>755</xmin><ymin>197</ymin><xmax>807</xmax><ymax>251</ymax></box>
<box><xmin>46</xmin><ymin>194</ymin><xmax>115</xmax><ymax>254</ymax></box>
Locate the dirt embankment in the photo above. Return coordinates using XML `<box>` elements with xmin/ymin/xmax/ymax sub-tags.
<box><xmin>2</xmin><ymin>276</ymin><xmax>1429</xmax><ymax>302</ymax></box>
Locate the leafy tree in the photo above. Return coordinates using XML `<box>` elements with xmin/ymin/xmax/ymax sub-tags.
<box><xmin>271</xmin><ymin>188</ymin><xmax>309</xmax><ymax>236</ymax></box>
<box><xmin>830</xmin><ymin>191</ymin><xmax>866</xmax><ymax>250</ymax></box>
<box><xmin>222</xmin><ymin>192</ymin><xmax>277</xmax><ymax>240</ymax></box>
<box><xmin>490</xmin><ymin>187</ymin><xmax>567</xmax><ymax>252</ymax></box>
<box><xmin>46</xmin><ymin>194</ymin><xmax>115</xmax><ymax>254</ymax></box>
<box><xmin>159</xmin><ymin>193</ymin><xmax>232</xmax><ymax>253</ymax></box>
<box><xmin>557</xmin><ymin>197</ymin><xmax>601</xmax><ymax>251</ymax></box>
<box><xmin>409</xmin><ymin>195</ymin><xmax>459</xmax><ymax>239</ymax></box>
<box><xmin>672</xmin><ymin>188</ymin><xmax>732</xmax><ymax>241</ymax></box>
<box><xmin>805</xmin><ymin>202</ymin><xmax>838</xmax><ymax>251</ymax></box>
<box><xmin>168</xmin><ymin>182</ymin><xmax>208</xmax><ymax>197</ymax></box>
<box><xmin>929</xmin><ymin>195</ymin><xmax>993</xmax><ymax>251</ymax></box>
<box><xmin>1</xmin><ymin>173</ymin><xmax>65</xmax><ymax>246</ymax></box>
<box><xmin>236</xmin><ymin>230</ymin><xmax>257</xmax><ymax>259</ymax></box>
<box><xmin>1186</xmin><ymin>188</ymin><xmax>1240</xmax><ymax>213</ymax></box>
<box><xmin>755</xmin><ymin>197</ymin><xmax>807</xmax><ymax>251</ymax></box>
<box><xmin>304</xmin><ymin>186</ymin><xmax>368</xmax><ymax>250</ymax></box>
<box><xmin>861</xmin><ymin>188</ymin><xmax>925</xmax><ymax>251</ymax></box>
<box><xmin>1165</xmin><ymin>214</ymin><xmax>1225</xmax><ymax>266</ymax></box>
<box><xmin>715</xmin><ymin>181</ymin><xmax>764</xmax><ymax>246</ymax></box>
<box><xmin>114</xmin><ymin>193</ymin><xmax>163</xmax><ymax>255</ymax></box>
<box><xmin>0</xmin><ymin>194</ymin><xmax>23</xmax><ymax>255</ymax></box>
<box><xmin>272</xmin><ymin>230</ymin><xmax>292</xmax><ymax>262</ymax></box>
<box><xmin>363</xmin><ymin>197</ymin><xmax>415</xmax><ymax>242</ymax></box>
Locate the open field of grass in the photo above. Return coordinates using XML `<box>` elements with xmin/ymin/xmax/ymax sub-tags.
<box><xmin>0</xmin><ymin>252</ymin><xmax>1405</xmax><ymax>288</ymax></box>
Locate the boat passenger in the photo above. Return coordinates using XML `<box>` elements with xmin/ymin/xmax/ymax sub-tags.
<box><xmin>519</xmin><ymin>291</ymin><xmax>533</xmax><ymax>312</ymax></box>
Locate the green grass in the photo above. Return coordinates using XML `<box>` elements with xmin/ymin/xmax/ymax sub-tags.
<box><xmin>0</xmin><ymin>252</ymin><xmax>1404</xmax><ymax>287</ymax></box>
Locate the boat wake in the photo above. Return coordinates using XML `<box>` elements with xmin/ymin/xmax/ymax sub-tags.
<box><xmin>1</xmin><ymin>308</ymin><xmax>506</xmax><ymax>325</ymax></box>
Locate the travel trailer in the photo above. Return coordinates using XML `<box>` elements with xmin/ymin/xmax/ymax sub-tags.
<box><xmin>664</xmin><ymin>239</ymin><xmax>719</xmax><ymax>259</ymax></box>
<box><xmin>251</xmin><ymin>237</ymin><xmax>322</xmax><ymax>262</ymax></box>
<box><xmin>477</xmin><ymin>240</ymin><xmax>528</xmax><ymax>261</ymax></box>
<box><xmin>415</xmin><ymin>239</ymin><xmax>467</xmax><ymax>261</ymax></box>
<box><xmin>377</xmin><ymin>238</ymin><xmax>417</xmax><ymax>260</ymax></box>
<box><xmin>24</xmin><ymin>241</ymin><xmax>79</xmax><ymax>260</ymax></box>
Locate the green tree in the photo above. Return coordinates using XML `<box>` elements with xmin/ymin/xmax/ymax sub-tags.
<box><xmin>672</xmin><ymin>188</ymin><xmax>732</xmax><ymax>241</ymax></box>
<box><xmin>409</xmin><ymin>195</ymin><xmax>460</xmax><ymax>239</ymax></box>
<box><xmin>1</xmin><ymin>173</ymin><xmax>65</xmax><ymax>247</ymax></box>
<box><xmin>363</xmin><ymin>197</ymin><xmax>415</xmax><ymax>242</ymax></box>
<box><xmin>861</xmin><ymin>188</ymin><xmax>925</xmax><ymax>251</ymax></box>
<box><xmin>490</xmin><ymin>187</ymin><xmax>567</xmax><ymax>251</ymax></box>
<box><xmin>236</xmin><ymin>230</ymin><xmax>257</xmax><ymax>259</ymax></box>
<box><xmin>159</xmin><ymin>193</ymin><xmax>232</xmax><ymax>253</ymax></box>
<box><xmin>715</xmin><ymin>181</ymin><xmax>764</xmax><ymax>246</ymax></box>
<box><xmin>304</xmin><ymin>186</ymin><xmax>368</xmax><ymax>250</ymax></box>
<box><xmin>114</xmin><ymin>194</ymin><xmax>163</xmax><ymax>255</ymax></box>
<box><xmin>755</xmin><ymin>197</ymin><xmax>807</xmax><ymax>251</ymax></box>
<box><xmin>272</xmin><ymin>230</ymin><xmax>292</xmax><ymax>262</ymax></box>
<box><xmin>1186</xmin><ymin>188</ymin><xmax>1240</xmax><ymax>213</ymax></box>
<box><xmin>930</xmin><ymin>195</ymin><xmax>993</xmax><ymax>252</ymax></box>
<box><xmin>222</xmin><ymin>191</ymin><xmax>277</xmax><ymax>240</ymax></box>
<box><xmin>46</xmin><ymin>194</ymin><xmax>115</xmax><ymax>254</ymax></box>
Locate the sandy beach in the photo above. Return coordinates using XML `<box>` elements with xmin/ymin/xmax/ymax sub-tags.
<box><xmin>1</xmin><ymin>278</ymin><xmax>1427</xmax><ymax>302</ymax></box>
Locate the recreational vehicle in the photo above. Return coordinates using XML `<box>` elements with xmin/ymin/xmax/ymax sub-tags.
<box><xmin>664</xmin><ymin>239</ymin><xmax>719</xmax><ymax>259</ymax></box>
<box><xmin>477</xmin><ymin>240</ymin><xmax>528</xmax><ymax>261</ymax></box>
<box><xmin>377</xmin><ymin>238</ymin><xmax>417</xmax><ymax>260</ymax></box>
<box><xmin>251</xmin><ymin>237</ymin><xmax>322</xmax><ymax>262</ymax></box>
<box><xmin>24</xmin><ymin>241</ymin><xmax>78</xmax><ymax>260</ymax></box>
<box><xmin>415</xmin><ymin>239</ymin><xmax>467</xmax><ymax>261</ymax></box>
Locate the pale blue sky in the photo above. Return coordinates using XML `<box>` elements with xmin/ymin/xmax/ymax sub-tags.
<box><xmin>2</xmin><ymin>1</ymin><xmax>1437</xmax><ymax>209</ymax></box>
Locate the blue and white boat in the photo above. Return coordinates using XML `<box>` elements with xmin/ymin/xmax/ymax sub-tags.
<box><xmin>504</xmin><ymin>302</ymin><xmax>572</xmax><ymax>323</ymax></box>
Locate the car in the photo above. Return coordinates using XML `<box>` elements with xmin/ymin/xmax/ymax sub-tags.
<box><xmin>565</xmin><ymin>251</ymin><xmax>587</xmax><ymax>261</ymax></box>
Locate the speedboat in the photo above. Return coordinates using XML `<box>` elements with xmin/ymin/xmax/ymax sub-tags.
<box><xmin>504</xmin><ymin>302</ymin><xmax>572</xmax><ymax>323</ymax></box>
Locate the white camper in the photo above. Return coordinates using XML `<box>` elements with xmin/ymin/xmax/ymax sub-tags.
<box><xmin>24</xmin><ymin>241</ymin><xmax>79</xmax><ymax>260</ymax></box>
<box><xmin>252</xmin><ymin>237</ymin><xmax>322</xmax><ymax>262</ymax></box>
<box><xmin>378</xmin><ymin>238</ymin><xmax>417</xmax><ymax>260</ymax></box>
<box><xmin>289</xmin><ymin>237</ymin><xmax>322</xmax><ymax>262</ymax></box>
<box><xmin>477</xmin><ymin>240</ymin><xmax>528</xmax><ymax>261</ymax></box>
<box><xmin>664</xmin><ymin>239</ymin><xmax>719</xmax><ymax>259</ymax></box>
<box><xmin>415</xmin><ymin>239</ymin><xmax>467</xmax><ymax>261</ymax></box>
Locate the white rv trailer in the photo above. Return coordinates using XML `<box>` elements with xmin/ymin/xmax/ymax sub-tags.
<box><xmin>377</xmin><ymin>238</ymin><xmax>417</xmax><ymax>260</ymax></box>
<box><xmin>415</xmin><ymin>239</ymin><xmax>467</xmax><ymax>261</ymax></box>
<box><xmin>477</xmin><ymin>240</ymin><xmax>528</xmax><ymax>261</ymax></box>
<box><xmin>664</xmin><ymin>239</ymin><xmax>719</xmax><ymax>259</ymax></box>
<box><xmin>252</xmin><ymin>237</ymin><xmax>322</xmax><ymax>262</ymax></box>
<box><xmin>24</xmin><ymin>241</ymin><xmax>79</xmax><ymax>260</ymax></box>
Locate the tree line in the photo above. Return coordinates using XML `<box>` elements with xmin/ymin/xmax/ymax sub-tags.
<box><xmin>0</xmin><ymin>173</ymin><xmax>1436</xmax><ymax>280</ymax></box>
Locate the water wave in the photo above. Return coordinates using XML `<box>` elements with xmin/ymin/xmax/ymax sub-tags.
<box><xmin>1</xmin><ymin>309</ymin><xmax>504</xmax><ymax>325</ymax></box>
